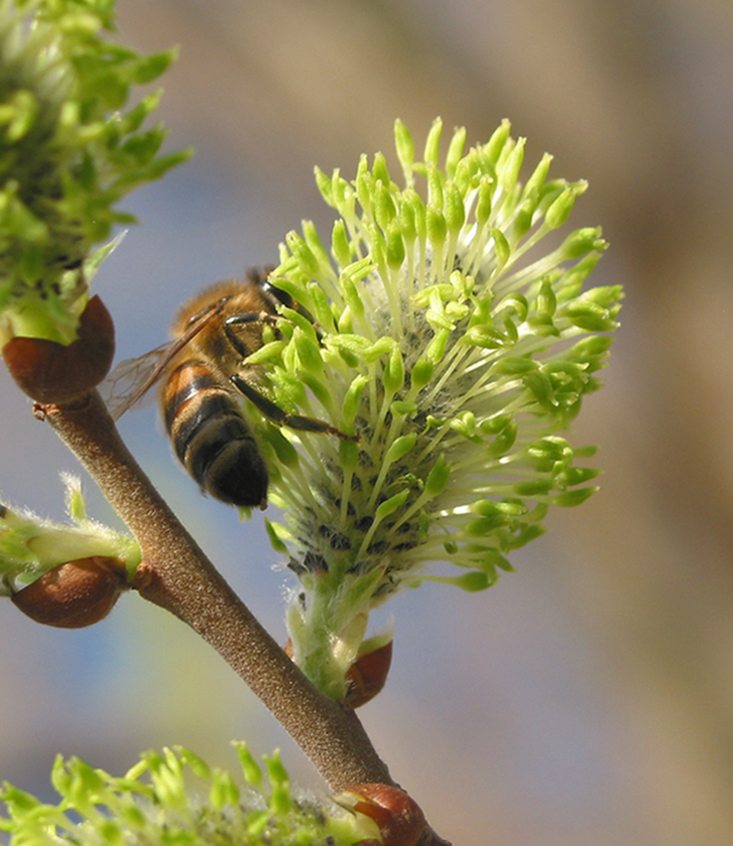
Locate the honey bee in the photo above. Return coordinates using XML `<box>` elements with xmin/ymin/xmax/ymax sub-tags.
<box><xmin>104</xmin><ymin>270</ymin><xmax>356</xmax><ymax>509</ymax></box>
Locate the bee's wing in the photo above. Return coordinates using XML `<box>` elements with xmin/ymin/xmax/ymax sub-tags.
<box><xmin>100</xmin><ymin>298</ymin><xmax>229</xmax><ymax>422</ymax></box>
<box><xmin>100</xmin><ymin>342</ymin><xmax>173</xmax><ymax>421</ymax></box>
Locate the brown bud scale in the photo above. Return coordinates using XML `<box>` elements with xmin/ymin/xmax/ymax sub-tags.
<box><xmin>344</xmin><ymin>639</ymin><xmax>393</xmax><ymax>709</ymax></box>
<box><xmin>345</xmin><ymin>783</ymin><xmax>427</xmax><ymax>846</ymax></box>
<box><xmin>2</xmin><ymin>295</ymin><xmax>115</xmax><ymax>404</ymax></box>
<box><xmin>11</xmin><ymin>556</ymin><xmax>127</xmax><ymax>628</ymax></box>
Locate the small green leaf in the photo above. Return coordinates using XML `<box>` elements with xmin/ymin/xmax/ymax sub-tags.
<box><xmin>551</xmin><ymin>486</ymin><xmax>598</xmax><ymax>507</ymax></box>
<box><xmin>385</xmin><ymin>433</ymin><xmax>417</xmax><ymax>464</ymax></box>
<box><xmin>394</xmin><ymin>118</ymin><xmax>415</xmax><ymax>182</ymax></box>
<box><xmin>265</xmin><ymin>519</ymin><xmax>289</xmax><ymax>553</ymax></box>
<box><xmin>234</xmin><ymin>742</ymin><xmax>263</xmax><ymax>789</ymax></box>
<box><xmin>375</xmin><ymin>489</ymin><xmax>410</xmax><ymax>520</ymax></box>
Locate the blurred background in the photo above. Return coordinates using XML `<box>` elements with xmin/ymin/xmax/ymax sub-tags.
<box><xmin>2</xmin><ymin>1</ymin><xmax>733</xmax><ymax>844</ymax></box>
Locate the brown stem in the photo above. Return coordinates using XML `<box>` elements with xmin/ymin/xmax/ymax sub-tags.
<box><xmin>41</xmin><ymin>389</ymin><xmax>392</xmax><ymax>792</ymax></box>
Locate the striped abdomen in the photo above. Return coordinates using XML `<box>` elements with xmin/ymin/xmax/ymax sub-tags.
<box><xmin>162</xmin><ymin>360</ymin><xmax>268</xmax><ymax>508</ymax></box>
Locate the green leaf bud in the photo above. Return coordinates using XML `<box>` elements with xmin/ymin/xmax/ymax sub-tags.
<box><xmin>383</xmin><ymin>344</ymin><xmax>405</xmax><ymax>394</ymax></box>
<box><xmin>426</xmin><ymin>327</ymin><xmax>451</xmax><ymax>362</ymax></box>
<box><xmin>385</xmin><ymin>434</ymin><xmax>418</xmax><ymax>465</ymax></box>
<box><xmin>475</xmin><ymin>174</ymin><xmax>493</xmax><ymax>225</ymax></box>
<box><xmin>292</xmin><ymin>327</ymin><xmax>323</xmax><ymax>375</ymax></box>
<box><xmin>446</xmin><ymin>571</ymin><xmax>493</xmax><ymax>591</ymax></box>
<box><xmin>209</xmin><ymin>770</ymin><xmax>239</xmax><ymax>810</ymax></box>
<box><xmin>445</xmin><ymin>126</ymin><xmax>467</xmax><ymax>178</ymax></box>
<box><xmin>285</xmin><ymin>231</ymin><xmax>320</xmax><ymax>277</ymax></box>
<box><xmin>558</xmin><ymin>226</ymin><xmax>607</xmax><ymax>259</ymax></box>
<box><xmin>314</xmin><ymin>165</ymin><xmax>333</xmax><ymax>204</ymax></box>
<box><xmin>340</xmin><ymin>272</ymin><xmax>366</xmax><ymax>320</ymax></box>
<box><xmin>522</xmin><ymin>369</ymin><xmax>556</xmax><ymax>408</ymax></box>
<box><xmin>561</xmin><ymin>300</ymin><xmax>619</xmax><ymax>332</ymax></box>
<box><xmin>493</xmin><ymin>357</ymin><xmax>538</xmax><ymax>375</ymax></box>
<box><xmin>536</xmin><ymin>277</ymin><xmax>557</xmax><ymax>316</ymax></box>
<box><xmin>445</xmin><ymin>182</ymin><xmax>466</xmax><ymax>233</ymax></box>
<box><xmin>486</xmin><ymin>419</ymin><xmax>518</xmax><ymax>456</ymax></box>
<box><xmin>368</xmin><ymin>221</ymin><xmax>386</xmax><ymax>267</ymax></box>
<box><xmin>297</xmin><ymin>371</ymin><xmax>331</xmax><ymax>408</ymax></box>
<box><xmin>339</xmin><ymin>438</ymin><xmax>360</xmax><ymax>472</ymax></box>
<box><xmin>354</xmin><ymin>155</ymin><xmax>373</xmax><ymax>217</ymax></box>
<box><xmin>472</xmin><ymin>499</ymin><xmax>527</xmax><ymax>518</ymax></box>
<box><xmin>264</xmin><ymin>520</ymin><xmax>289</xmax><ymax>554</ymax></box>
<box><xmin>479</xmin><ymin>412</ymin><xmax>514</xmax><ymax>435</ymax></box>
<box><xmin>501</xmin><ymin>136</ymin><xmax>525</xmax><ymax>192</ymax></box>
<box><xmin>375</xmin><ymin>489</ymin><xmax>411</xmax><ymax>521</ymax></box>
<box><xmin>265</xmin><ymin>753</ymin><xmax>292</xmax><ymax>815</ymax></box>
<box><xmin>522</xmin><ymin>152</ymin><xmax>553</xmax><ymax>201</ymax></box>
<box><xmin>394</xmin><ymin>118</ymin><xmax>415</xmax><ymax>184</ymax></box>
<box><xmin>424</xmin><ymin>455</ymin><xmax>450</xmax><ymax>498</ymax></box>
<box><xmin>301</xmin><ymin>219</ymin><xmax>330</xmax><ymax>269</ymax></box>
<box><xmin>372</xmin><ymin>151</ymin><xmax>391</xmax><ymax>188</ymax></box>
<box><xmin>514</xmin><ymin>480</ymin><xmax>553</xmax><ymax>497</ymax></box>
<box><xmin>234</xmin><ymin>742</ymin><xmax>264</xmax><ymax>788</ymax></box>
<box><xmin>375</xmin><ymin>181</ymin><xmax>397</xmax><ymax>230</ymax></box>
<box><xmin>363</xmin><ymin>336</ymin><xmax>397</xmax><ymax>363</ymax></box>
<box><xmin>427</xmin><ymin>164</ymin><xmax>444</xmax><ymax>210</ymax></box>
<box><xmin>341</xmin><ymin>375</ymin><xmax>369</xmax><ymax>424</ymax></box>
<box><xmin>496</xmin><ymin>292</ymin><xmax>528</xmax><ymax>322</ymax></box>
<box><xmin>391</xmin><ymin>399</ymin><xmax>418</xmax><ymax>416</ymax></box>
<box><xmin>512</xmin><ymin>196</ymin><xmax>536</xmax><ymax>240</ymax></box>
<box><xmin>399</xmin><ymin>195</ymin><xmax>417</xmax><ymax>242</ymax></box>
<box><xmin>305</xmin><ymin>281</ymin><xmax>336</xmax><ymax>333</ymax></box>
<box><xmin>562</xmin><ymin>466</ymin><xmax>601</xmax><ymax>486</ymax></box>
<box><xmin>424</xmin><ymin>117</ymin><xmax>443</xmax><ymax>165</ymax></box>
<box><xmin>386</xmin><ymin>219</ymin><xmax>406</xmax><ymax>269</ymax></box>
<box><xmin>427</xmin><ymin>205</ymin><xmax>447</xmax><ymax>247</ymax></box>
<box><xmin>551</xmin><ymin>486</ymin><xmax>598</xmax><ymax>507</ymax></box>
<box><xmin>490</xmin><ymin>227</ymin><xmax>510</xmax><ymax>270</ymax></box>
<box><xmin>410</xmin><ymin>358</ymin><xmax>434</xmax><ymax>389</ymax></box>
<box><xmin>545</xmin><ymin>180</ymin><xmax>588</xmax><ymax>229</ymax></box>
<box><xmin>565</xmin><ymin>334</ymin><xmax>614</xmax><ymax>362</ymax></box>
<box><xmin>486</xmin><ymin>119</ymin><xmax>511</xmax><ymax>164</ymax></box>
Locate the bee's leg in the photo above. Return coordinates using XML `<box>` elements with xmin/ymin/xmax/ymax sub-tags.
<box><xmin>230</xmin><ymin>374</ymin><xmax>358</xmax><ymax>441</ymax></box>
<box><xmin>223</xmin><ymin>312</ymin><xmax>280</xmax><ymax>358</ymax></box>
<box><xmin>259</xmin><ymin>281</ymin><xmax>320</xmax><ymax>331</ymax></box>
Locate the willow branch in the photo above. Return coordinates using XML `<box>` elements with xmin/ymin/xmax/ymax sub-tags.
<box><xmin>41</xmin><ymin>389</ymin><xmax>392</xmax><ymax>793</ymax></box>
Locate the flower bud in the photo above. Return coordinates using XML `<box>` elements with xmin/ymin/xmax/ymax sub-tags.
<box><xmin>423</xmin><ymin>117</ymin><xmax>442</xmax><ymax>166</ymax></box>
<box><xmin>340</xmin><ymin>783</ymin><xmax>426</xmax><ymax>846</ymax></box>
<box><xmin>343</xmin><ymin>639</ymin><xmax>393</xmax><ymax>709</ymax></box>
<box><xmin>11</xmin><ymin>556</ymin><xmax>127</xmax><ymax>628</ymax></box>
<box><xmin>2</xmin><ymin>295</ymin><xmax>115</xmax><ymax>404</ymax></box>
<box><xmin>394</xmin><ymin>118</ymin><xmax>415</xmax><ymax>183</ymax></box>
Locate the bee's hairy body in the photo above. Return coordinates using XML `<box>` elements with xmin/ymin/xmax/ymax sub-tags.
<box><xmin>105</xmin><ymin>272</ymin><xmax>356</xmax><ymax>510</ymax></box>
<box><xmin>161</xmin><ymin>278</ymin><xmax>279</xmax><ymax>510</ymax></box>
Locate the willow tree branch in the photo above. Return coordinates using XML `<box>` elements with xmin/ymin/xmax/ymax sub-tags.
<box><xmin>41</xmin><ymin>389</ymin><xmax>392</xmax><ymax>792</ymax></box>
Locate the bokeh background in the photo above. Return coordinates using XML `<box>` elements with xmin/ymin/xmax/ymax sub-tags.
<box><xmin>2</xmin><ymin>2</ymin><xmax>733</xmax><ymax>844</ymax></box>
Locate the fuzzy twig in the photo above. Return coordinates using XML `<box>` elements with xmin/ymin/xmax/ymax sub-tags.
<box><xmin>41</xmin><ymin>389</ymin><xmax>392</xmax><ymax>793</ymax></box>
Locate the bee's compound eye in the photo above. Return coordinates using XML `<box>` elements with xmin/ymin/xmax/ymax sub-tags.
<box><xmin>11</xmin><ymin>556</ymin><xmax>127</xmax><ymax>628</ymax></box>
<box><xmin>2</xmin><ymin>296</ymin><xmax>115</xmax><ymax>404</ymax></box>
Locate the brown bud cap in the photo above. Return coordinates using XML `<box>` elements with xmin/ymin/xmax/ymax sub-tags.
<box><xmin>2</xmin><ymin>295</ymin><xmax>115</xmax><ymax>403</ymax></box>
<box><xmin>11</xmin><ymin>556</ymin><xmax>127</xmax><ymax>628</ymax></box>
<box><xmin>343</xmin><ymin>783</ymin><xmax>427</xmax><ymax>846</ymax></box>
<box><xmin>344</xmin><ymin>639</ymin><xmax>393</xmax><ymax>709</ymax></box>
